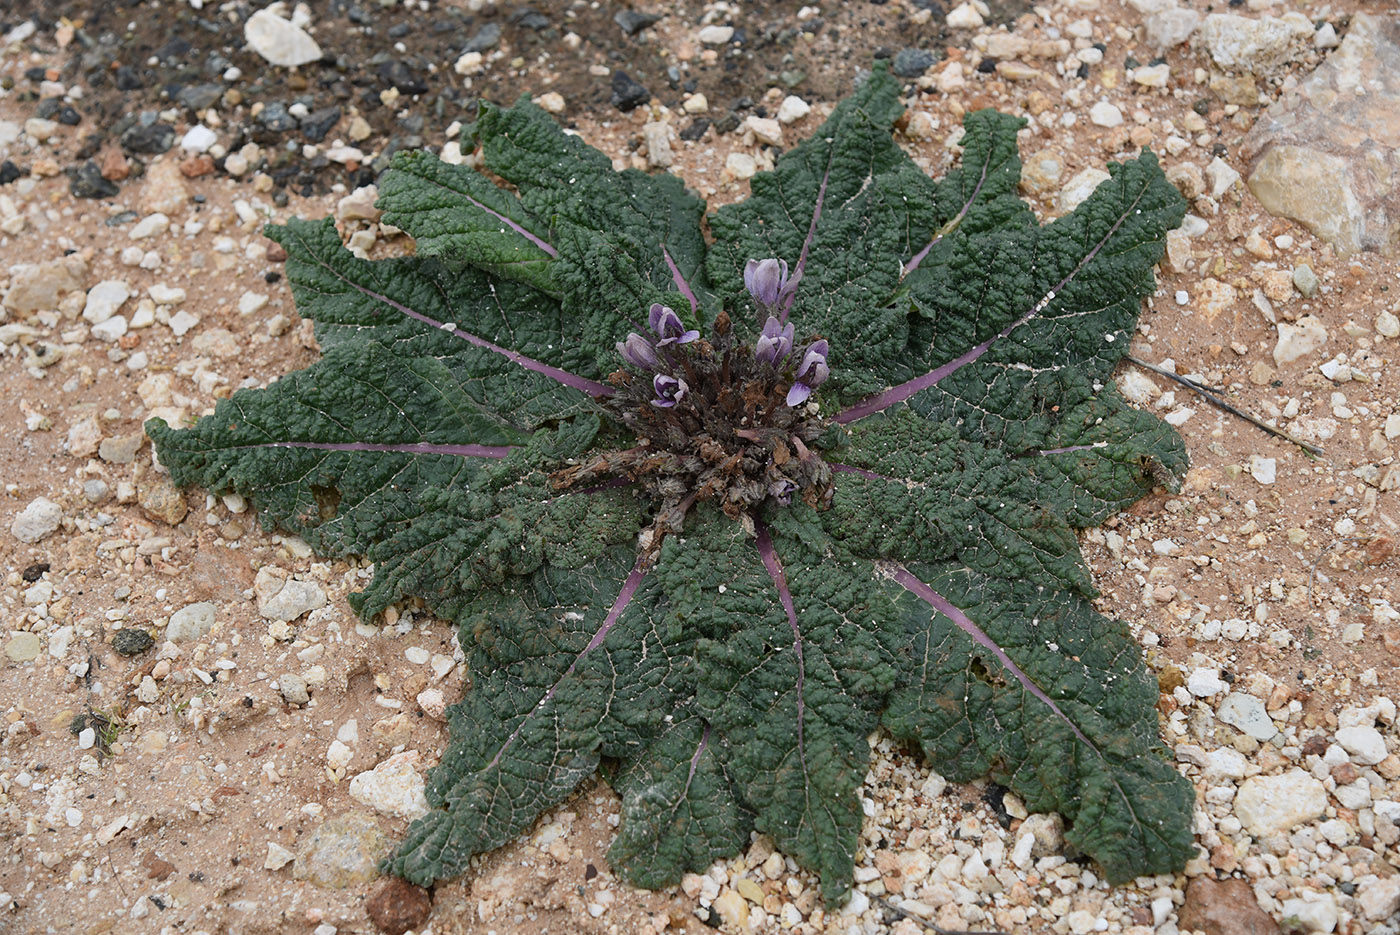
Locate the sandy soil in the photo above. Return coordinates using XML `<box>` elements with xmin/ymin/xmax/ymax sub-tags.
<box><xmin>0</xmin><ymin>1</ymin><xmax>1396</xmax><ymax>934</ymax></box>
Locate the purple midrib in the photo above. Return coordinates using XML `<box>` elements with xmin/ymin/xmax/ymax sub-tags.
<box><xmin>903</xmin><ymin>147</ymin><xmax>994</xmax><ymax>277</ymax></box>
<box><xmin>888</xmin><ymin>564</ymin><xmax>1095</xmax><ymax>750</ymax></box>
<box><xmin>683</xmin><ymin>723</ymin><xmax>711</xmax><ymax>794</ymax></box>
<box><xmin>410</xmin><ymin>169</ymin><xmax>558</xmax><ymax>258</ymax></box>
<box><xmin>830</xmin><ymin>462</ymin><xmax>892</xmax><ymax>482</ymax></box>
<box><xmin>755</xmin><ymin>523</ymin><xmax>806</xmax><ymax>772</ymax></box>
<box><xmin>663</xmin><ymin>247</ymin><xmax>700</xmax><ymax>316</ymax></box>
<box><xmin>836</xmin><ymin>178</ymin><xmax>1150</xmax><ymax>426</ymax></box>
<box><xmin>486</xmin><ymin>559</ymin><xmax>648</xmax><ymax>771</ymax></box>
<box><xmin>1032</xmin><ymin>443</ymin><xmax>1106</xmax><ymax>456</ymax></box>
<box><xmin>237</xmin><ymin>440</ymin><xmax>517</xmax><ymax>458</ymax></box>
<box><xmin>309</xmin><ymin>251</ymin><xmax>610</xmax><ymax>398</ymax></box>
<box><xmin>794</xmin><ymin>162</ymin><xmax>831</xmax><ymax>284</ymax></box>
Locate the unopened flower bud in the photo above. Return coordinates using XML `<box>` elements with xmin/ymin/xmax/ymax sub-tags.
<box><xmin>616</xmin><ymin>332</ymin><xmax>659</xmax><ymax>370</ymax></box>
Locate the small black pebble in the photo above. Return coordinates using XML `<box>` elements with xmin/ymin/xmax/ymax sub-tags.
<box><xmin>1077</xmin><ymin>62</ymin><xmax>1090</xmax><ymax>79</ymax></box>
<box><xmin>22</xmin><ymin>562</ymin><xmax>48</xmax><ymax>582</ymax></box>
<box><xmin>976</xmin><ymin>57</ymin><xmax>999</xmax><ymax>74</ymax></box>
<box><xmin>0</xmin><ymin>160</ymin><xmax>22</xmax><ymax>185</ymax></box>
<box><xmin>265</xmin><ymin>271</ymin><xmax>282</xmax><ymax>284</ymax></box>
<box><xmin>113</xmin><ymin>628</ymin><xmax>155</xmax><ymax>657</ymax></box>
<box><xmin>678</xmin><ymin>118</ymin><xmax>710</xmax><ymax>141</ymax></box>
<box><xmin>68</xmin><ymin>161</ymin><xmax>120</xmax><ymax>199</ymax></box>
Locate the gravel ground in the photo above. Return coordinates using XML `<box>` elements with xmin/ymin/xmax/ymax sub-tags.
<box><xmin>1</xmin><ymin>2</ymin><xmax>1398</xmax><ymax>934</ymax></box>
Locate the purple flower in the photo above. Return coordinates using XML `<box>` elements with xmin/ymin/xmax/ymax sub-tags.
<box><xmin>616</xmin><ymin>332</ymin><xmax>659</xmax><ymax>370</ymax></box>
<box><xmin>769</xmin><ymin>478</ymin><xmax>798</xmax><ymax>505</ymax></box>
<box><xmin>648</xmin><ymin>303</ymin><xmax>699</xmax><ymax>346</ymax></box>
<box><xmin>754</xmin><ymin>316</ymin><xmax>795</xmax><ymax>366</ymax></box>
<box><xmin>744</xmin><ymin>258</ymin><xmax>801</xmax><ymax>317</ymax></box>
<box><xmin>651</xmin><ymin>373</ymin><xmax>688</xmax><ymax>408</ymax></box>
<box><xmin>785</xmin><ymin>339</ymin><xmax>829</xmax><ymax>406</ymax></box>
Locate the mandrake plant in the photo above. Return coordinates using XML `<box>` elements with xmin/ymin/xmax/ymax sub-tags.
<box><xmin>149</xmin><ymin>64</ymin><xmax>1196</xmax><ymax>901</ymax></box>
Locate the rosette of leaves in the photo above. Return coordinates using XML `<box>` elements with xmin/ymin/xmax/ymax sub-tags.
<box><xmin>148</xmin><ymin>64</ymin><xmax>1195</xmax><ymax>900</ymax></box>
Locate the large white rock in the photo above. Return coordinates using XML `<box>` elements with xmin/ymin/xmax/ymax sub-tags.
<box><xmin>1279</xmin><ymin>892</ymin><xmax>1338</xmax><ymax>933</ymax></box>
<box><xmin>1217</xmin><ymin>692</ymin><xmax>1277</xmax><ymax>741</ymax></box>
<box><xmin>82</xmin><ymin>280</ymin><xmax>130</xmax><ymax>324</ymax></box>
<box><xmin>1234</xmin><ymin>769</ymin><xmax>1327</xmax><ymax>836</ymax></box>
<box><xmin>1359</xmin><ymin>875</ymin><xmax>1400</xmax><ymax>921</ymax></box>
<box><xmin>254</xmin><ymin>568</ymin><xmax>326</xmax><ymax>622</ymax></box>
<box><xmin>166</xmin><ymin>602</ymin><xmax>216</xmax><ymax>643</ymax></box>
<box><xmin>1056</xmin><ymin>168</ymin><xmax>1111</xmax><ymax>214</ymax></box>
<box><xmin>1273</xmin><ymin>315</ymin><xmax>1328</xmax><ymax>366</ymax></box>
<box><xmin>1145</xmin><ymin>7</ymin><xmax>1201</xmax><ymax>51</ymax></box>
<box><xmin>11</xmin><ymin>497</ymin><xmax>62</xmax><ymax>543</ymax></box>
<box><xmin>244</xmin><ymin>8</ymin><xmax>322</xmax><ymax>67</ymax></box>
<box><xmin>1198</xmin><ymin>12</ymin><xmax>1314</xmax><ymax>74</ymax></box>
<box><xmin>1335</xmin><ymin>725</ymin><xmax>1388</xmax><ymax>765</ymax></box>
<box><xmin>348</xmin><ymin>751</ymin><xmax>430</xmax><ymax>820</ymax></box>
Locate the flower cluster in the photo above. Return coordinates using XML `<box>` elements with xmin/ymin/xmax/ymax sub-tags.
<box><xmin>615</xmin><ymin>304</ymin><xmax>699</xmax><ymax>407</ymax></box>
<box><xmin>615</xmin><ymin>260</ymin><xmax>829</xmax><ymax>411</ymax></box>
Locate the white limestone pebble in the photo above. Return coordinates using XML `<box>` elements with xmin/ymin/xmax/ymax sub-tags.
<box><xmin>1089</xmin><ymin>101</ymin><xmax>1123</xmax><ymax>127</ymax></box>
<box><xmin>82</xmin><ymin>280</ymin><xmax>130</xmax><ymax>324</ymax></box>
<box><xmin>166</xmin><ymin>602</ymin><xmax>216</xmax><ymax>643</ymax></box>
<box><xmin>244</xmin><ymin>7</ymin><xmax>322</xmax><ymax>67</ymax></box>
<box><xmin>1234</xmin><ymin>769</ymin><xmax>1327</xmax><ymax>835</ymax></box>
<box><xmin>777</xmin><ymin>95</ymin><xmax>811</xmax><ymax>125</ymax></box>
<box><xmin>348</xmin><ymin>751</ymin><xmax>430</xmax><ymax>820</ymax></box>
<box><xmin>11</xmin><ymin>497</ymin><xmax>63</xmax><ymax>543</ymax></box>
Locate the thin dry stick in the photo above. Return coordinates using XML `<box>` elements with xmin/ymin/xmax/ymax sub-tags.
<box><xmin>877</xmin><ymin>897</ymin><xmax>1009</xmax><ymax>935</ymax></box>
<box><xmin>1123</xmin><ymin>355</ymin><xmax>1323</xmax><ymax>457</ymax></box>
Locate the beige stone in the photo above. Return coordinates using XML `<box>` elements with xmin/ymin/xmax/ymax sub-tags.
<box><xmin>1242</xmin><ymin>14</ymin><xmax>1400</xmax><ymax>255</ymax></box>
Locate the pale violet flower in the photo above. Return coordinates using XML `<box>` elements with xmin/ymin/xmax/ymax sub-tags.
<box><xmin>651</xmin><ymin>373</ymin><xmax>688</xmax><ymax>408</ymax></box>
<box><xmin>754</xmin><ymin>316</ymin><xmax>795</xmax><ymax>366</ymax></box>
<box><xmin>649</xmin><ymin>303</ymin><xmax>699</xmax><ymax>346</ymax></box>
<box><xmin>785</xmin><ymin>339</ymin><xmax>829</xmax><ymax>406</ymax></box>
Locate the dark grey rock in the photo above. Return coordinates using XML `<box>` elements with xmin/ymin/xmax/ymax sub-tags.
<box><xmin>615</xmin><ymin>10</ymin><xmax>661</xmax><ymax>35</ymax></box>
<box><xmin>68</xmin><ymin>161</ymin><xmax>119</xmax><ymax>199</ymax></box>
<box><xmin>892</xmin><ymin>49</ymin><xmax>938</xmax><ymax>77</ymax></box>
<box><xmin>510</xmin><ymin>8</ymin><xmax>549</xmax><ymax>30</ymax></box>
<box><xmin>115</xmin><ymin>66</ymin><xmax>144</xmax><ymax>90</ymax></box>
<box><xmin>120</xmin><ymin>122</ymin><xmax>175</xmax><ymax>154</ymax></box>
<box><xmin>258</xmin><ymin>103</ymin><xmax>298</xmax><ymax>132</ymax></box>
<box><xmin>177</xmin><ymin>83</ymin><xmax>224</xmax><ymax>111</ymax></box>
<box><xmin>113</xmin><ymin>628</ymin><xmax>154</xmax><ymax>657</ymax></box>
<box><xmin>678</xmin><ymin>118</ymin><xmax>710</xmax><ymax>141</ymax></box>
<box><xmin>610</xmin><ymin>70</ymin><xmax>649</xmax><ymax>112</ymax></box>
<box><xmin>300</xmin><ymin>105</ymin><xmax>342</xmax><ymax>143</ymax></box>
<box><xmin>377</xmin><ymin>61</ymin><xmax>427</xmax><ymax>95</ymax></box>
<box><xmin>0</xmin><ymin>161</ymin><xmax>22</xmax><ymax>185</ymax></box>
<box><xmin>461</xmin><ymin>22</ymin><xmax>501</xmax><ymax>53</ymax></box>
